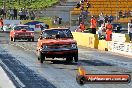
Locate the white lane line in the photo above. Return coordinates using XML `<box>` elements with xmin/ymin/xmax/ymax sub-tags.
<box><xmin>0</xmin><ymin>59</ymin><xmax>25</xmax><ymax>88</ymax></box>
<box><xmin>0</xmin><ymin>66</ymin><xmax>16</xmax><ymax>88</ymax></box>
<box><xmin>10</xmin><ymin>43</ymin><xmax>35</xmax><ymax>52</ymax></box>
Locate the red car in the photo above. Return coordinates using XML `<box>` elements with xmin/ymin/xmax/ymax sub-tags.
<box><xmin>37</xmin><ymin>28</ymin><xmax>78</xmax><ymax>63</ymax></box>
<box><xmin>10</xmin><ymin>25</ymin><xmax>34</xmax><ymax>42</ymax></box>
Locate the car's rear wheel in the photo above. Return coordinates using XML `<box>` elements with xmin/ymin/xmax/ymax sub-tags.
<box><xmin>10</xmin><ymin>37</ymin><xmax>13</xmax><ymax>41</ymax></box>
<box><xmin>74</xmin><ymin>53</ymin><xmax>78</xmax><ymax>62</ymax></box>
<box><xmin>32</xmin><ymin>38</ymin><xmax>34</xmax><ymax>42</ymax></box>
<box><xmin>28</xmin><ymin>39</ymin><xmax>31</xmax><ymax>42</ymax></box>
<box><xmin>66</xmin><ymin>57</ymin><xmax>73</xmax><ymax>63</ymax></box>
<box><xmin>38</xmin><ymin>51</ymin><xmax>45</xmax><ymax>63</ymax></box>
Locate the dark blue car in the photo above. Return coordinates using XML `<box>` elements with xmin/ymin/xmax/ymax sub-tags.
<box><xmin>111</xmin><ymin>23</ymin><xmax>122</xmax><ymax>33</ymax></box>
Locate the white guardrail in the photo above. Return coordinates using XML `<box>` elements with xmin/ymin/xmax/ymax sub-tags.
<box><xmin>108</xmin><ymin>41</ymin><xmax>132</xmax><ymax>56</ymax></box>
<box><xmin>1</xmin><ymin>20</ymin><xmax>45</xmax><ymax>32</ymax></box>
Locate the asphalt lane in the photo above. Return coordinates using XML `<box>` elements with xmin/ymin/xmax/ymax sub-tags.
<box><xmin>0</xmin><ymin>32</ymin><xmax>132</xmax><ymax>88</ymax></box>
<box><xmin>0</xmin><ymin>33</ymin><xmax>56</xmax><ymax>88</ymax></box>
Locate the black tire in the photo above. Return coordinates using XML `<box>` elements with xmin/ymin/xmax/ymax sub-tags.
<box><xmin>38</xmin><ymin>57</ymin><xmax>40</xmax><ymax>60</ymax></box>
<box><xmin>32</xmin><ymin>38</ymin><xmax>34</xmax><ymax>42</ymax></box>
<box><xmin>38</xmin><ymin>51</ymin><xmax>45</xmax><ymax>63</ymax></box>
<box><xmin>66</xmin><ymin>57</ymin><xmax>73</xmax><ymax>63</ymax></box>
<box><xmin>28</xmin><ymin>39</ymin><xmax>31</xmax><ymax>42</ymax></box>
<box><xmin>40</xmin><ymin>56</ymin><xmax>45</xmax><ymax>63</ymax></box>
<box><xmin>37</xmin><ymin>50</ymin><xmax>40</xmax><ymax>60</ymax></box>
<box><xmin>10</xmin><ymin>37</ymin><xmax>13</xmax><ymax>41</ymax></box>
<box><xmin>13</xmin><ymin>37</ymin><xmax>16</xmax><ymax>42</ymax></box>
<box><xmin>74</xmin><ymin>53</ymin><xmax>78</xmax><ymax>62</ymax></box>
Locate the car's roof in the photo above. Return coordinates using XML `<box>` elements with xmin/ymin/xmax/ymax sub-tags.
<box><xmin>16</xmin><ymin>24</ymin><xmax>29</xmax><ymax>26</ymax></box>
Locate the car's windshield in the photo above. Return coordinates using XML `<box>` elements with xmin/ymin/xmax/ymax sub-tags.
<box><xmin>14</xmin><ymin>26</ymin><xmax>31</xmax><ymax>31</ymax></box>
<box><xmin>42</xmin><ymin>29</ymin><xmax>73</xmax><ymax>39</ymax></box>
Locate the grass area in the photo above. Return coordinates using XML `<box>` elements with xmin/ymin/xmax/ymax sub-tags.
<box><xmin>0</xmin><ymin>0</ymin><xmax>59</xmax><ymax>10</ymax></box>
<box><xmin>35</xmin><ymin>17</ymin><xmax>53</xmax><ymax>21</ymax></box>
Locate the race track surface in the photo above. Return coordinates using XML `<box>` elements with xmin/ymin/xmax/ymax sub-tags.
<box><xmin>0</xmin><ymin>32</ymin><xmax>132</xmax><ymax>88</ymax></box>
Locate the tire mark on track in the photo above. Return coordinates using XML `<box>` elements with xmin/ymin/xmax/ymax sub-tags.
<box><xmin>0</xmin><ymin>49</ymin><xmax>56</xmax><ymax>88</ymax></box>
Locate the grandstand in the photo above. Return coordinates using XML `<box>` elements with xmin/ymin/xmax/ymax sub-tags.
<box><xmin>71</xmin><ymin>0</ymin><xmax>132</xmax><ymax>22</ymax></box>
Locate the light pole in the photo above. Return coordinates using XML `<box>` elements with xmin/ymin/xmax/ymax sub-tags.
<box><xmin>116</xmin><ymin>0</ymin><xmax>118</xmax><ymax>13</ymax></box>
<box><xmin>116</xmin><ymin>0</ymin><xmax>118</xmax><ymax>22</ymax></box>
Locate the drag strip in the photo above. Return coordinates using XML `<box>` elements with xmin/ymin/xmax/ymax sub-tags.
<box><xmin>0</xmin><ymin>32</ymin><xmax>132</xmax><ymax>88</ymax></box>
<box><xmin>0</xmin><ymin>46</ymin><xmax>56</xmax><ymax>88</ymax></box>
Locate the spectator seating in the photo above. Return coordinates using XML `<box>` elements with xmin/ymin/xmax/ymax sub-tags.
<box><xmin>71</xmin><ymin>0</ymin><xmax>132</xmax><ymax>16</ymax></box>
<box><xmin>114</xmin><ymin>17</ymin><xmax>132</xmax><ymax>23</ymax></box>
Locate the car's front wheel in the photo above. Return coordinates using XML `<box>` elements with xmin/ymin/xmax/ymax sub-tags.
<box><xmin>74</xmin><ymin>53</ymin><xmax>78</xmax><ymax>62</ymax></box>
<box><xmin>38</xmin><ymin>51</ymin><xmax>45</xmax><ymax>63</ymax></box>
<box><xmin>13</xmin><ymin>37</ymin><xmax>16</xmax><ymax>42</ymax></box>
<box><xmin>66</xmin><ymin>57</ymin><xmax>73</xmax><ymax>63</ymax></box>
<box><xmin>10</xmin><ymin>37</ymin><xmax>13</xmax><ymax>41</ymax></box>
<box><xmin>32</xmin><ymin>38</ymin><xmax>34</xmax><ymax>42</ymax></box>
<box><xmin>28</xmin><ymin>39</ymin><xmax>31</xmax><ymax>42</ymax></box>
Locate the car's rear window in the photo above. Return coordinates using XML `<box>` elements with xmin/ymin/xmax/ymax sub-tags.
<box><xmin>42</xmin><ymin>29</ymin><xmax>73</xmax><ymax>39</ymax></box>
<box><xmin>14</xmin><ymin>26</ymin><xmax>31</xmax><ymax>31</ymax></box>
